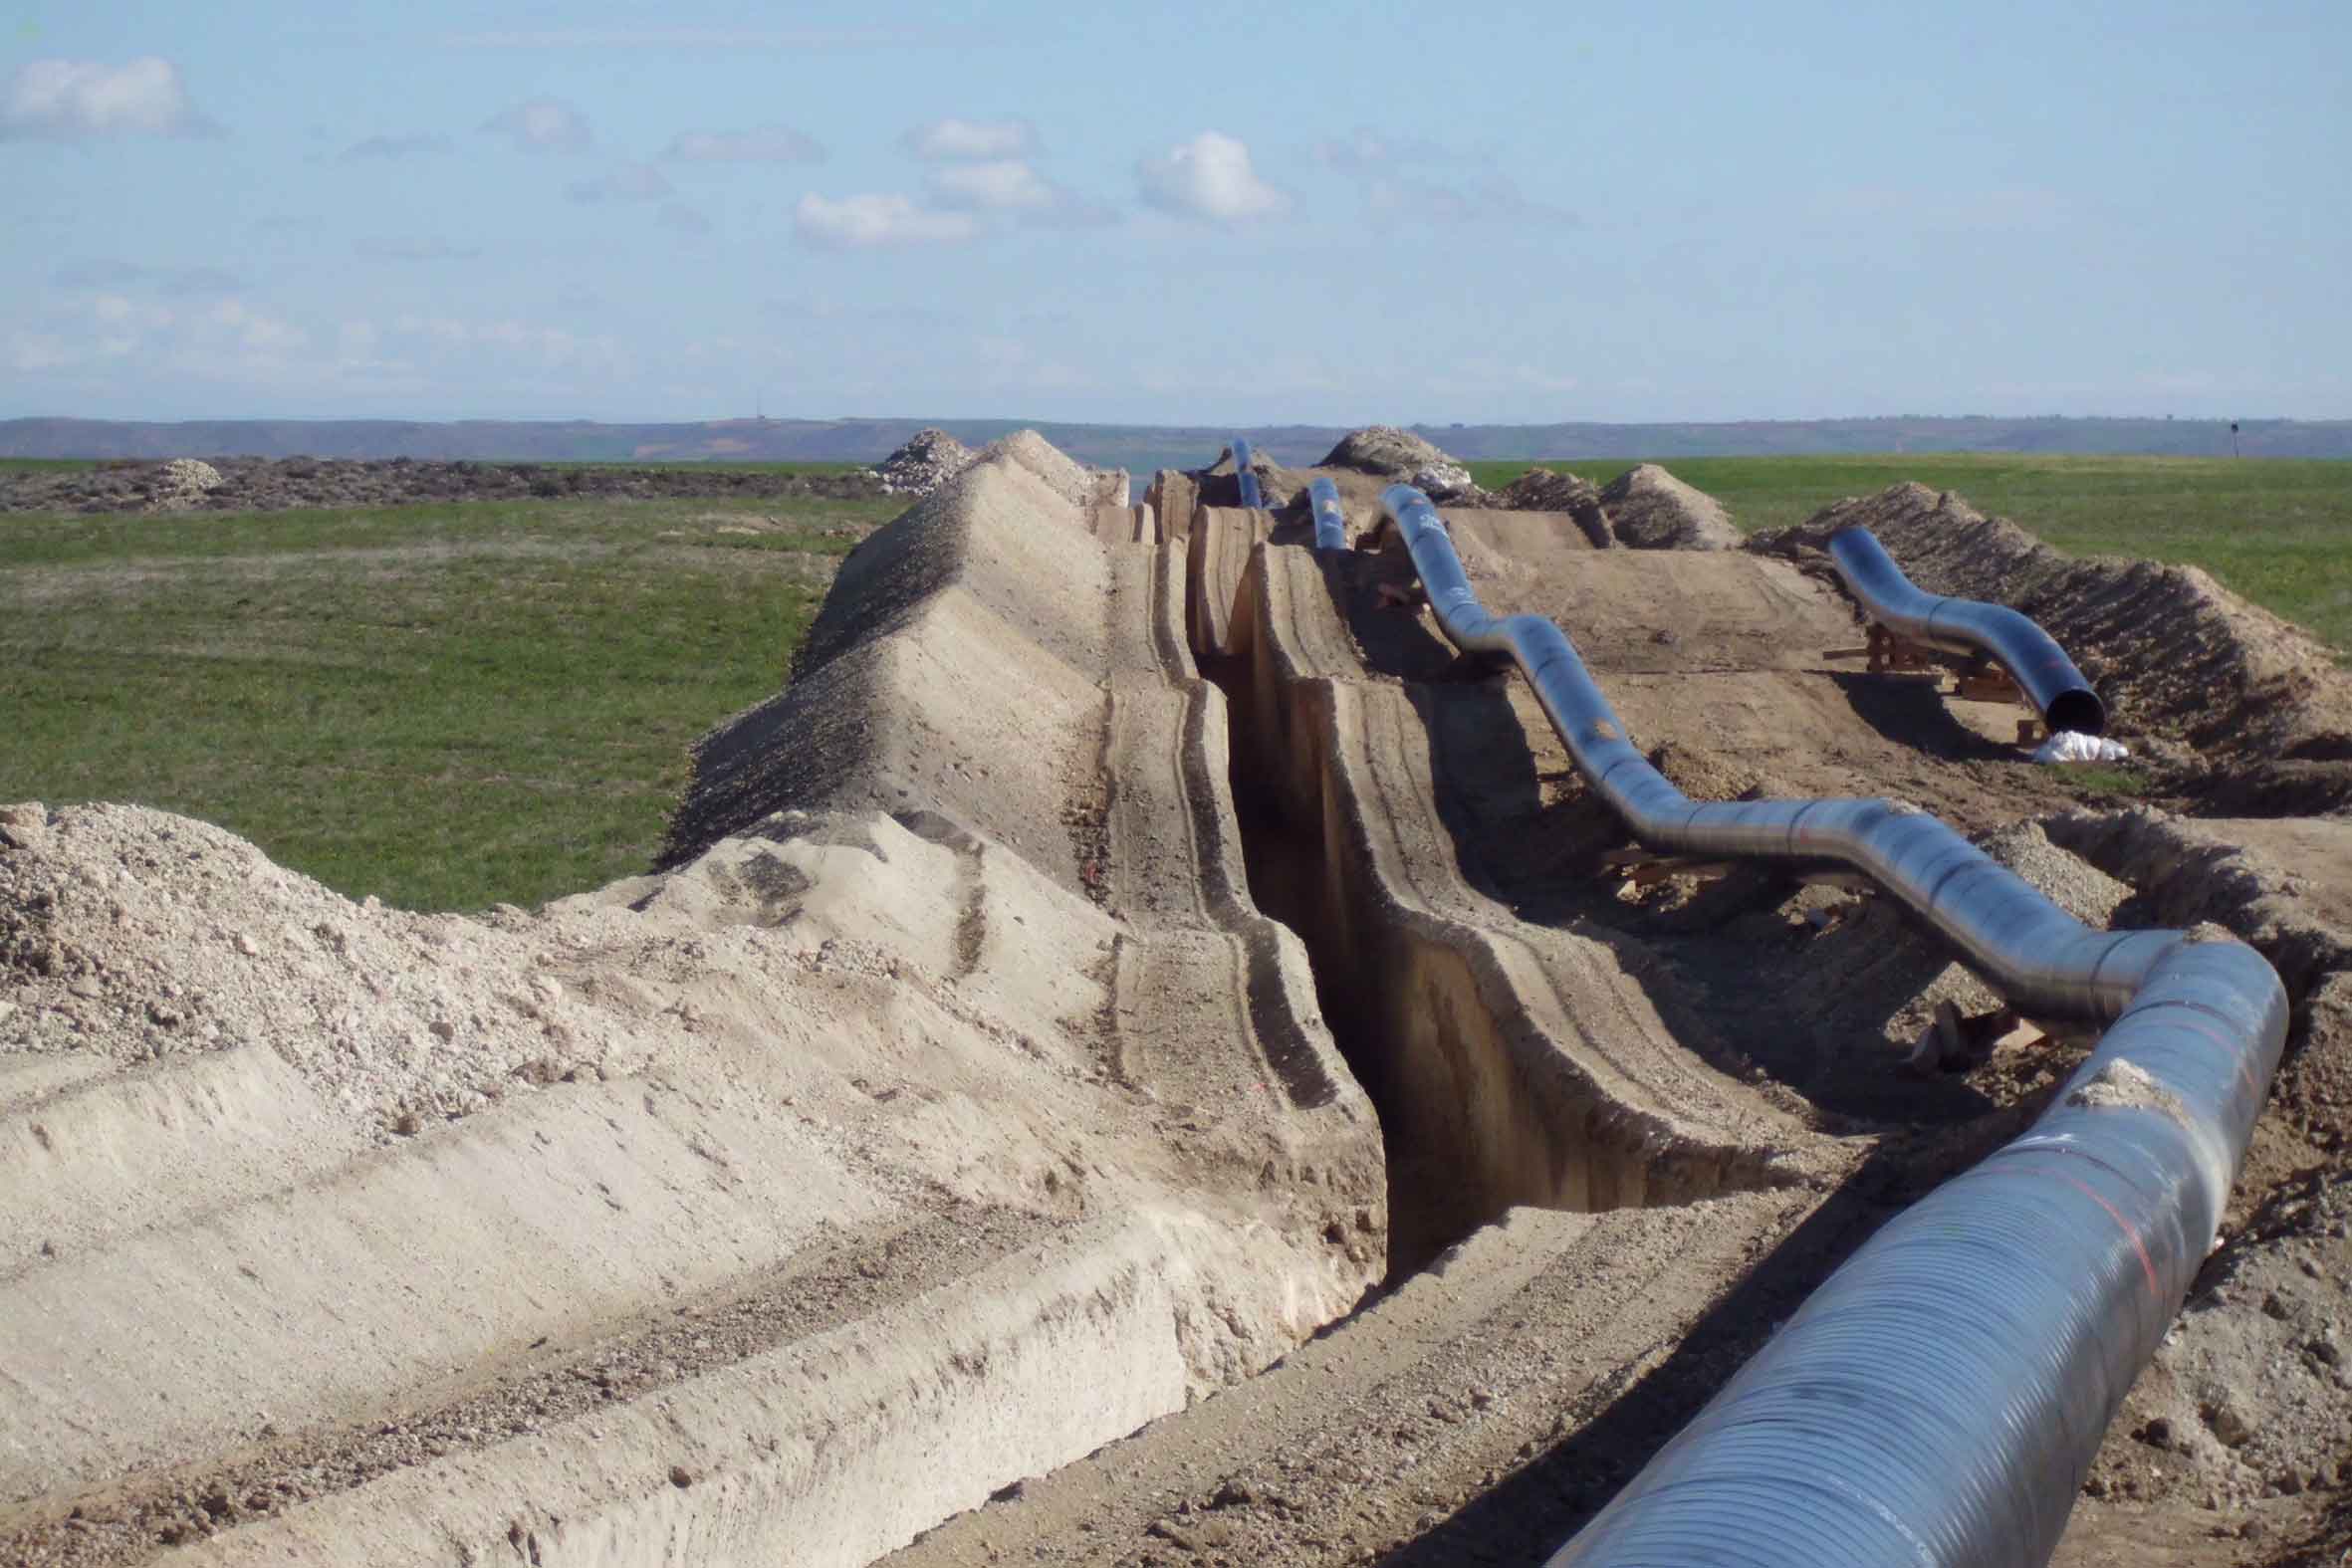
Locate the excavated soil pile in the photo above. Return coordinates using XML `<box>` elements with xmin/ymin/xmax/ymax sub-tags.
<box><xmin>0</xmin><ymin>457</ymin><xmax>883</xmax><ymax>515</ymax></box>
<box><xmin>0</xmin><ymin>435</ymin><xmax>1381</xmax><ymax>1568</ymax></box>
<box><xmin>871</xmin><ymin>428</ymin><xmax>977</xmax><ymax>497</ymax></box>
<box><xmin>1754</xmin><ymin>484</ymin><xmax>2352</xmax><ymax>793</ymax></box>
<box><xmin>1494</xmin><ymin>466</ymin><xmax>1611</xmax><ymax>546</ymax></box>
<box><xmin>1316</xmin><ymin>424</ymin><xmax>1491</xmax><ymax>505</ymax></box>
<box><xmin>1597</xmin><ymin>462</ymin><xmax>1742</xmax><ymax>550</ymax></box>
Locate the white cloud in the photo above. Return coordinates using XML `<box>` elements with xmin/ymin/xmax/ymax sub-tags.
<box><xmin>662</xmin><ymin>124</ymin><xmax>823</xmax><ymax>163</ymax></box>
<box><xmin>339</xmin><ymin>132</ymin><xmax>452</xmax><ymax>162</ymax></box>
<box><xmin>900</xmin><ymin>116</ymin><xmax>1038</xmax><ymax>161</ymax></box>
<box><xmin>480</xmin><ymin>98</ymin><xmax>591</xmax><ymax>153</ymax></box>
<box><xmin>793</xmin><ymin>193</ymin><xmax>977</xmax><ymax>250</ymax></box>
<box><xmin>568</xmin><ymin>162</ymin><xmax>673</xmax><ymax>202</ymax></box>
<box><xmin>1</xmin><ymin>57</ymin><xmax>217</xmax><ymax>140</ymax></box>
<box><xmin>1136</xmin><ymin>131</ymin><xmax>1291</xmax><ymax>223</ymax></box>
<box><xmin>925</xmin><ymin>159</ymin><xmax>1056</xmax><ymax>212</ymax></box>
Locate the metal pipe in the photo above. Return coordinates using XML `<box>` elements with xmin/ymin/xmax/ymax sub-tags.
<box><xmin>1373</xmin><ymin>484</ymin><xmax>2286</xmax><ymax>1568</ymax></box>
<box><xmin>1829</xmin><ymin>527</ymin><xmax>2107</xmax><ymax>736</ymax></box>
<box><xmin>1230</xmin><ymin>436</ymin><xmax>1264</xmax><ymax>510</ymax></box>
<box><xmin>1307</xmin><ymin>476</ymin><xmax>1347</xmax><ymax>552</ymax></box>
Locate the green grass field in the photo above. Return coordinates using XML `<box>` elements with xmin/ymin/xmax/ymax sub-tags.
<box><xmin>6</xmin><ymin>453</ymin><xmax>2348</xmax><ymax>913</ymax></box>
<box><xmin>0</xmin><ymin>491</ymin><xmax>898</xmax><ymax>910</ymax></box>
<box><xmin>1468</xmin><ymin>454</ymin><xmax>2352</xmax><ymax>655</ymax></box>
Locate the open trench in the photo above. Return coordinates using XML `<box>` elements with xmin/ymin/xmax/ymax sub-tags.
<box><xmin>1182</xmin><ymin>495</ymin><xmax>1831</xmax><ymax>1280</ymax></box>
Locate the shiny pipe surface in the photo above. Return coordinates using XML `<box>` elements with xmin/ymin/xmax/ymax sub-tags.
<box><xmin>1374</xmin><ymin>484</ymin><xmax>2286</xmax><ymax>1568</ymax></box>
<box><xmin>1829</xmin><ymin>526</ymin><xmax>2107</xmax><ymax>736</ymax></box>
<box><xmin>1307</xmin><ymin>476</ymin><xmax>1347</xmax><ymax>553</ymax></box>
<box><xmin>1230</xmin><ymin>436</ymin><xmax>1264</xmax><ymax>510</ymax></box>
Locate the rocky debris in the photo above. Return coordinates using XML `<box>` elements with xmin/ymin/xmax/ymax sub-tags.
<box><xmin>873</xmin><ymin>428</ymin><xmax>977</xmax><ymax>498</ymax></box>
<box><xmin>1317</xmin><ymin>425</ymin><xmax>1453</xmax><ymax>478</ymax></box>
<box><xmin>1597</xmin><ymin>464</ymin><xmax>1742</xmax><ymax>550</ymax></box>
<box><xmin>1498</xmin><ymin>466</ymin><xmax>1614</xmax><ymax>546</ymax></box>
<box><xmin>1318</xmin><ymin>425</ymin><xmax>1496</xmax><ymax>507</ymax></box>
<box><xmin>1751</xmin><ymin>484</ymin><xmax>2352</xmax><ymax>772</ymax></box>
<box><xmin>143</xmin><ymin>459</ymin><xmax>224</xmax><ymax>513</ymax></box>
<box><xmin>1</xmin><ymin>456</ymin><xmax>884</xmax><ymax>516</ymax></box>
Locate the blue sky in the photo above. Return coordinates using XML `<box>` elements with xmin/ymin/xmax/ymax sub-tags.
<box><xmin>4</xmin><ymin>0</ymin><xmax>2345</xmax><ymax>424</ymax></box>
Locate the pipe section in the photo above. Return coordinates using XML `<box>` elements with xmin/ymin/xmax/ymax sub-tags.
<box><xmin>1307</xmin><ymin>476</ymin><xmax>1347</xmax><ymax>553</ymax></box>
<box><xmin>1373</xmin><ymin>484</ymin><xmax>2285</xmax><ymax>1568</ymax></box>
<box><xmin>1230</xmin><ymin>436</ymin><xmax>1265</xmax><ymax>510</ymax></box>
<box><xmin>1829</xmin><ymin>526</ymin><xmax>2107</xmax><ymax>736</ymax></box>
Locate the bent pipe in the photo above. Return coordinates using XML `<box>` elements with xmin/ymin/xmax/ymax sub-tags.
<box><xmin>1829</xmin><ymin>526</ymin><xmax>2107</xmax><ymax>736</ymax></box>
<box><xmin>1374</xmin><ymin>484</ymin><xmax>2285</xmax><ymax>1568</ymax></box>
<box><xmin>1230</xmin><ymin>436</ymin><xmax>1265</xmax><ymax>510</ymax></box>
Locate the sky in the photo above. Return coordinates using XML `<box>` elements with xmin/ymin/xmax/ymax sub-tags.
<box><xmin>3</xmin><ymin>0</ymin><xmax>2346</xmax><ymax>426</ymax></box>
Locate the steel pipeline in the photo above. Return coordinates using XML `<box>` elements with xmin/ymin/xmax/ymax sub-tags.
<box><xmin>1829</xmin><ymin>526</ymin><xmax>2107</xmax><ymax>736</ymax></box>
<box><xmin>1367</xmin><ymin>484</ymin><xmax>2285</xmax><ymax>1568</ymax></box>
<box><xmin>1231</xmin><ymin>436</ymin><xmax>1265</xmax><ymax>510</ymax></box>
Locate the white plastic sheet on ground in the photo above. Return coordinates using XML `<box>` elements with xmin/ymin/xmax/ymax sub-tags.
<box><xmin>2034</xmin><ymin>730</ymin><xmax>2132</xmax><ymax>765</ymax></box>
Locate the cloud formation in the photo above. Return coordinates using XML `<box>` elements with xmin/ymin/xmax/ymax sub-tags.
<box><xmin>480</xmin><ymin>98</ymin><xmax>591</xmax><ymax>153</ymax></box>
<box><xmin>794</xmin><ymin>193</ymin><xmax>977</xmax><ymax>250</ymax></box>
<box><xmin>338</xmin><ymin>132</ymin><xmax>453</xmax><ymax>162</ymax></box>
<box><xmin>923</xmin><ymin>160</ymin><xmax>1117</xmax><ymax>229</ymax></box>
<box><xmin>1</xmin><ymin>57</ymin><xmax>217</xmax><ymax>140</ymax></box>
<box><xmin>567</xmin><ymin>162</ymin><xmax>673</xmax><ymax>203</ymax></box>
<box><xmin>900</xmin><ymin>116</ymin><xmax>1039</xmax><ymax>161</ymax></box>
<box><xmin>662</xmin><ymin>124</ymin><xmax>823</xmax><ymax>163</ymax></box>
<box><xmin>1136</xmin><ymin>132</ymin><xmax>1291</xmax><ymax>223</ymax></box>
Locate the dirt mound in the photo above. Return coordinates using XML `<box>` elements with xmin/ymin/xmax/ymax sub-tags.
<box><xmin>1752</xmin><ymin>483</ymin><xmax>2352</xmax><ymax>766</ymax></box>
<box><xmin>1496</xmin><ymin>466</ymin><xmax>1612</xmax><ymax>546</ymax></box>
<box><xmin>2038</xmin><ymin>806</ymin><xmax>2352</xmax><ymax>1525</ymax></box>
<box><xmin>0</xmin><ymin>457</ymin><xmax>883</xmax><ymax>516</ymax></box>
<box><xmin>1198</xmin><ymin>442</ymin><xmax>1305</xmax><ymax>510</ymax></box>
<box><xmin>1317</xmin><ymin>425</ymin><xmax>1490</xmax><ymax>505</ymax></box>
<box><xmin>1597</xmin><ymin>463</ymin><xmax>1741</xmax><ymax>550</ymax></box>
<box><xmin>873</xmin><ymin>428</ymin><xmax>977</xmax><ymax>497</ymax></box>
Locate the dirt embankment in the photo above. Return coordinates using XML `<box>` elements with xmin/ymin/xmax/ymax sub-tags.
<box><xmin>0</xmin><ymin>434</ymin><xmax>1380</xmax><ymax>1568</ymax></box>
<box><xmin>1753</xmin><ymin>484</ymin><xmax>2352</xmax><ymax>811</ymax></box>
<box><xmin>0</xmin><ymin>457</ymin><xmax>884</xmax><ymax>515</ymax></box>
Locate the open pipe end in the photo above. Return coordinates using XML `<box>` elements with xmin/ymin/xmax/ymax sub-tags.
<box><xmin>2046</xmin><ymin>688</ymin><xmax>2107</xmax><ymax>738</ymax></box>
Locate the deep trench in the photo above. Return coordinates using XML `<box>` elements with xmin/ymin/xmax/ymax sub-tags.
<box><xmin>1198</xmin><ymin>630</ymin><xmax>1752</xmax><ymax>1280</ymax></box>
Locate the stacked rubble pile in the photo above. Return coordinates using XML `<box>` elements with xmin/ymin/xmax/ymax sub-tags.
<box><xmin>872</xmin><ymin>428</ymin><xmax>977</xmax><ymax>497</ymax></box>
<box><xmin>1598</xmin><ymin>463</ymin><xmax>1743</xmax><ymax>549</ymax></box>
<box><xmin>1318</xmin><ymin>425</ymin><xmax>1492</xmax><ymax>505</ymax></box>
<box><xmin>1498</xmin><ymin>466</ymin><xmax>1614</xmax><ymax>546</ymax></box>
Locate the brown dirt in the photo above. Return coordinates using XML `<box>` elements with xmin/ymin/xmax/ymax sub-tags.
<box><xmin>1597</xmin><ymin>463</ymin><xmax>1743</xmax><ymax>550</ymax></box>
<box><xmin>1752</xmin><ymin>483</ymin><xmax>2352</xmax><ymax>776</ymax></box>
<box><xmin>0</xmin><ymin>456</ymin><xmax>884</xmax><ymax>515</ymax></box>
<box><xmin>6</xmin><ymin>449</ymin><xmax>2349</xmax><ymax>1568</ymax></box>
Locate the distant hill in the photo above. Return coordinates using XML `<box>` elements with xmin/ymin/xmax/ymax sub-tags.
<box><xmin>3</xmin><ymin>415</ymin><xmax>2346</xmax><ymax>471</ymax></box>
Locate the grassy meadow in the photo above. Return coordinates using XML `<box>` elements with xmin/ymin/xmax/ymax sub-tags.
<box><xmin>0</xmin><ymin>487</ymin><xmax>898</xmax><ymax>910</ymax></box>
<box><xmin>1469</xmin><ymin>454</ymin><xmax>2352</xmax><ymax>655</ymax></box>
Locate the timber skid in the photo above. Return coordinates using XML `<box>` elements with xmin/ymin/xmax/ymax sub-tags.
<box><xmin>1825</xmin><ymin>623</ymin><xmax>2045</xmax><ymax>745</ymax></box>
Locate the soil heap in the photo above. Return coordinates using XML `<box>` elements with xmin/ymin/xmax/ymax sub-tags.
<box><xmin>873</xmin><ymin>428</ymin><xmax>977</xmax><ymax>497</ymax></box>
<box><xmin>1317</xmin><ymin>425</ymin><xmax>1491</xmax><ymax>505</ymax></box>
<box><xmin>1496</xmin><ymin>466</ymin><xmax>1613</xmax><ymax>546</ymax></box>
<box><xmin>1598</xmin><ymin>463</ymin><xmax>1742</xmax><ymax>550</ymax></box>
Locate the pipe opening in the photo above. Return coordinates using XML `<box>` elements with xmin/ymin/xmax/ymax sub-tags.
<box><xmin>2047</xmin><ymin>687</ymin><xmax>2108</xmax><ymax>738</ymax></box>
